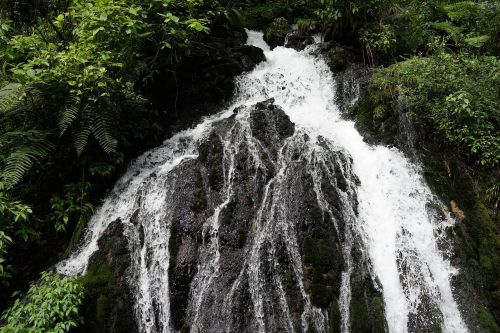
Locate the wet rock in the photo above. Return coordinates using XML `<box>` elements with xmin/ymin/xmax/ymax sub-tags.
<box><xmin>231</xmin><ymin>45</ymin><xmax>266</xmax><ymax>71</ymax></box>
<box><xmin>285</xmin><ymin>31</ymin><xmax>314</xmax><ymax>51</ymax></box>
<box><xmin>76</xmin><ymin>99</ymin><xmax>388</xmax><ymax>333</ymax></box>
<box><xmin>145</xmin><ymin>25</ymin><xmax>266</xmax><ymax>140</ymax></box>
<box><xmin>168</xmin><ymin>160</ymin><xmax>210</xmax><ymax>332</ymax></box>
<box><xmin>76</xmin><ymin>220</ymin><xmax>138</xmax><ymax>333</ymax></box>
<box><xmin>349</xmin><ymin>245</ymin><xmax>387</xmax><ymax>333</ymax></box>
<box><xmin>264</xmin><ymin>17</ymin><xmax>290</xmax><ymax>49</ymax></box>
<box><xmin>450</xmin><ymin>200</ymin><xmax>466</xmax><ymax>222</ymax></box>
<box><xmin>250</xmin><ymin>98</ymin><xmax>295</xmax><ymax>158</ymax></box>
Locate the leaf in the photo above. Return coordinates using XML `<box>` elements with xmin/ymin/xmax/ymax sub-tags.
<box><xmin>91</xmin><ymin>112</ymin><xmax>117</xmax><ymax>154</ymax></box>
<box><xmin>464</xmin><ymin>35</ymin><xmax>490</xmax><ymax>48</ymax></box>
<box><xmin>58</xmin><ymin>94</ymin><xmax>81</xmax><ymax>136</ymax></box>
<box><xmin>1</xmin><ymin>131</ymin><xmax>55</xmax><ymax>189</ymax></box>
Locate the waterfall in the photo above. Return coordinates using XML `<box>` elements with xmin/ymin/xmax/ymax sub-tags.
<box><xmin>57</xmin><ymin>31</ymin><xmax>468</xmax><ymax>333</ymax></box>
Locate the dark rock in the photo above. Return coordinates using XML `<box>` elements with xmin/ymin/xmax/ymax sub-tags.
<box><xmin>250</xmin><ymin>98</ymin><xmax>295</xmax><ymax>158</ymax></box>
<box><xmin>168</xmin><ymin>159</ymin><xmax>210</xmax><ymax>332</ymax></box>
<box><xmin>74</xmin><ymin>99</ymin><xmax>389</xmax><ymax>333</ymax></box>
<box><xmin>264</xmin><ymin>17</ymin><xmax>290</xmax><ymax>49</ymax></box>
<box><xmin>75</xmin><ymin>220</ymin><xmax>138</xmax><ymax>333</ymax></box>
<box><xmin>144</xmin><ymin>18</ymin><xmax>265</xmax><ymax>141</ymax></box>
<box><xmin>231</xmin><ymin>45</ymin><xmax>266</xmax><ymax>71</ymax></box>
<box><xmin>312</xmin><ymin>43</ymin><xmax>364</xmax><ymax>74</ymax></box>
<box><xmin>285</xmin><ymin>31</ymin><xmax>314</xmax><ymax>51</ymax></box>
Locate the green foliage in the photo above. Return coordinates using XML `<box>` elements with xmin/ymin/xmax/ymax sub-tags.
<box><xmin>1</xmin><ymin>0</ymin><xmax>214</xmax><ymax>161</ymax></box>
<box><xmin>0</xmin><ymin>230</ymin><xmax>12</xmax><ymax>279</ymax></box>
<box><xmin>50</xmin><ymin>182</ymin><xmax>94</xmax><ymax>233</ymax></box>
<box><xmin>372</xmin><ymin>52</ymin><xmax>500</xmax><ymax>167</ymax></box>
<box><xmin>1</xmin><ymin>130</ymin><xmax>55</xmax><ymax>189</ymax></box>
<box><xmin>264</xmin><ymin>17</ymin><xmax>289</xmax><ymax>47</ymax></box>
<box><xmin>0</xmin><ymin>272</ymin><xmax>84</xmax><ymax>333</ymax></box>
<box><xmin>314</xmin><ymin>0</ymin><xmax>341</xmax><ymax>33</ymax></box>
<box><xmin>0</xmin><ymin>0</ymin><xmax>218</xmax><ymax>286</ymax></box>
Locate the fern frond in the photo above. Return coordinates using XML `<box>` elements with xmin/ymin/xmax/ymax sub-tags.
<box><xmin>91</xmin><ymin>111</ymin><xmax>117</xmax><ymax>154</ymax></box>
<box><xmin>2</xmin><ymin>132</ymin><xmax>54</xmax><ymax>189</ymax></box>
<box><xmin>73</xmin><ymin>105</ymin><xmax>92</xmax><ymax>156</ymax></box>
<box><xmin>59</xmin><ymin>94</ymin><xmax>81</xmax><ymax>136</ymax></box>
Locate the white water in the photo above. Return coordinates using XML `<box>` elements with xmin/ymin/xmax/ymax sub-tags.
<box><xmin>57</xmin><ymin>31</ymin><xmax>467</xmax><ymax>332</ymax></box>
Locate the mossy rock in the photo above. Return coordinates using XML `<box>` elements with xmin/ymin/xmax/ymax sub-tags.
<box><xmin>420</xmin><ymin>151</ymin><xmax>500</xmax><ymax>328</ymax></box>
<box><xmin>72</xmin><ymin>220</ymin><xmax>138</xmax><ymax>333</ymax></box>
<box><xmin>349</xmin><ymin>95</ymin><xmax>398</xmax><ymax>145</ymax></box>
<box><xmin>264</xmin><ymin>17</ymin><xmax>290</xmax><ymax>49</ymax></box>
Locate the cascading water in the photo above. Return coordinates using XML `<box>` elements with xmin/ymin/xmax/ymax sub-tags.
<box><xmin>57</xmin><ymin>31</ymin><xmax>468</xmax><ymax>333</ymax></box>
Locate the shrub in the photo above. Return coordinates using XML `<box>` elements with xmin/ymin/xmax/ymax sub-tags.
<box><xmin>0</xmin><ymin>272</ymin><xmax>84</xmax><ymax>333</ymax></box>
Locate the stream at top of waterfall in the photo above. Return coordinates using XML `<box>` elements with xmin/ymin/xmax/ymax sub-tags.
<box><xmin>56</xmin><ymin>30</ymin><xmax>468</xmax><ymax>333</ymax></box>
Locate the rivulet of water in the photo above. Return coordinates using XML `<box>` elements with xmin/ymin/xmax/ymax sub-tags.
<box><xmin>57</xmin><ymin>30</ymin><xmax>467</xmax><ymax>333</ymax></box>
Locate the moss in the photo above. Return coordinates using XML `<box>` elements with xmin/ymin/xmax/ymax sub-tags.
<box><xmin>373</xmin><ymin>105</ymin><xmax>387</xmax><ymax>121</ymax></box>
<box><xmin>349</xmin><ymin>292</ymin><xmax>386</xmax><ymax>333</ymax></box>
<box><xmin>302</xmin><ymin>225</ymin><xmax>343</xmax><ymax>310</ymax></box>
<box><xmin>77</xmin><ymin>266</ymin><xmax>135</xmax><ymax>332</ymax></box>
<box><xmin>325</xmin><ymin>46</ymin><xmax>347</xmax><ymax>72</ymax></box>
<box><xmin>478</xmin><ymin>308</ymin><xmax>500</xmax><ymax>333</ymax></box>
<box><xmin>371</xmin><ymin>297</ymin><xmax>386</xmax><ymax>332</ymax></box>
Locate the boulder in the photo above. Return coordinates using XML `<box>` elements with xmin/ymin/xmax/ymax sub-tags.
<box><xmin>75</xmin><ymin>220</ymin><xmax>138</xmax><ymax>333</ymax></box>
<box><xmin>285</xmin><ymin>31</ymin><xmax>314</xmax><ymax>51</ymax></box>
<box><xmin>264</xmin><ymin>17</ymin><xmax>290</xmax><ymax>49</ymax></box>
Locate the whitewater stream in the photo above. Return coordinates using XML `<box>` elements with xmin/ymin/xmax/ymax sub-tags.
<box><xmin>57</xmin><ymin>31</ymin><xmax>468</xmax><ymax>333</ymax></box>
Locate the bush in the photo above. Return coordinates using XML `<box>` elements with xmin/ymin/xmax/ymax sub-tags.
<box><xmin>0</xmin><ymin>272</ymin><xmax>84</xmax><ymax>333</ymax></box>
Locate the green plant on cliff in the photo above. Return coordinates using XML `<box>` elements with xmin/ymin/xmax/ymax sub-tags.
<box><xmin>372</xmin><ymin>51</ymin><xmax>500</xmax><ymax>167</ymax></box>
<box><xmin>0</xmin><ymin>272</ymin><xmax>84</xmax><ymax>333</ymax></box>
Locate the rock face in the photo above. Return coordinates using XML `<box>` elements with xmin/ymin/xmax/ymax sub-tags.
<box><xmin>79</xmin><ymin>100</ymin><xmax>387</xmax><ymax>332</ymax></box>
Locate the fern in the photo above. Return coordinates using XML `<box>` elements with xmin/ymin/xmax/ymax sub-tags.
<box><xmin>73</xmin><ymin>105</ymin><xmax>92</xmax><ymax>156</ymax></box>
<box><xmin>58</xmin><ymin>94</ymin><xmax>81</xmax><ymax>136</ymax></box>
<box><xmin>464</xmin><ymin>34</ymin><xmax>490</xmax><ymax>48</ymax></box>
<box><xmin>70</xmin><ymin>103</ymin><xmax>118</xmax><ymax>156</ymax></box>
<box><xmin>91</xmin><ymin>111</ymin><xmax>117</xmax><ymax>155</ymax></box>
<box><xmin>0</xmin><ymin>131</ymin><xmax>54</xmax><ymax>189</ymax></box>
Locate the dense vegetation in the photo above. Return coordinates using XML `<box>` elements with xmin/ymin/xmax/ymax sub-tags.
<box><xmin>0</xmin><ymin>0</ymin><xmax>498</xmax><ymax>331</ymax></box>
<box><xmin>0</xmin><ymin>0</ymin><xmax>234</xmax><ymax>330</ymax></box>
<box><xmin>0</xmin><ymin>272</ymin><xmax>83</xmax><ymax>333</ymax></box>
